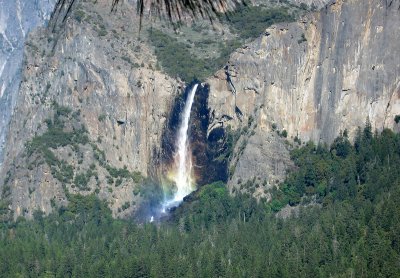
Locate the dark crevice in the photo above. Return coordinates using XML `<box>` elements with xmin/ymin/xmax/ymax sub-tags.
<box><xmin>63</xmin><ymin>0</ymin><xmax>77</xmax><ymax>23</ymax></box>
<box><xmin>49</xmin><ymin>0</ymin><xmax>77</xmax><ymax>33</ymax></box>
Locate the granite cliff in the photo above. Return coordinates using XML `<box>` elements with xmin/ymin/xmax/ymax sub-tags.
<box><xmin>0</xmin><ymin>0</ymin><xmax>56</xmax><ymax>167</ymax></box>
<box><xmin>0</xmin><ymin>0</ymin><xmax>399</xmax><ymax>219</ymax></box>
<box><xmin>0</xmin><ymin>0</ymin><xmax>180</xmax><ymax>220</ymax></box>
<box><xmin>207</xmin><ymin>0</ymin><xmax>400</xmax><ymax>194</ymax></box>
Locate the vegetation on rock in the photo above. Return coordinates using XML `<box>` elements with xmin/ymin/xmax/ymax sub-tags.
<box><xmin>1</xmin><ymin>126</ymin><xmax>399</xmax><ymax>277</ymax></box>
<box><xmin>148</xmin><ymin>5</ymin><xmax>296</xmax><ymax>81</ymax></box>
<box><xmin>223</xmin><ymin>5</ymin><xmax>294</xmax><ymax>40</ymax></box>
<box><xmin>18</xmin><ymin>104</ymin><xmax>144</xmax><ymax>202</ymax></box>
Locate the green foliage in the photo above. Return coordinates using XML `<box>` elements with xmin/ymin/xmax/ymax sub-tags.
<box><xmin>247</xmin><ymin>115</ymin><xmax>254</xmax><ymax>127</ymax></box>
<box><xmin>73</xmin><ymin>172</ymin><xmax>92</xmax><ymax>191</ymax></box>
<box><xmin>26</xmin><ymin>105</ymin><xmax>88</xmax><ymax>158</ymax></box>
<box><xmin>25</xmin><ymin>104</ymin><xmax>89</xmax><ymax>187</ymax></box>
<box><xmin>98</xmin><ymin>114</ymin><xmax>106</xmax><ymax>122</ymax></box>
<box><xmin>148</xmin><ymin>5</ymin><xmax>295</xmax><ymax>81</ymax></box>
<box><xmin>121</xmin><ymin>55</ymin><xmax>140</xmax><ymax>68</ymax></box>
<box><xmin>74</xmin><ymin>10</ymin><xmax>86</xmax><ymax>23</ymax></box>
<box><xmin>97</xmin><ymin>24</ymin><xmax>108</xmax><ymax>37</ymax></box>
<box><xmin>52</xmin><ymin>160</ymin><xmax>74</xmax><ymax>184</ymax></box>
<box><xmin>91</xmin><ymin>143</ymin><xmax>143</xmax><ymax>185</ymax></box>
<box><xmin>136</xmin><ymin>178</ymin><xmax>163</xmax><ymax>209</ymax></box>
<box><xmin>132</xmin><ymin>187</ymin><xmax>140</xmax><ymax>196</ymax></box>
<box><xmin>215</xmin><ymin>125</ymin><xmax>241</xmax><ymax>163</ymax></box>
<box><xmin>173</xmin><ymin>181</ymin><xmax>258</xmax><ymax>229</ymax></box>
<box><xmin>121</xmin><ymin>201</ymin><xmax>130</xmax><ymax>211</ymax></box>
<box><xmin>148</xmin><ymin>29</ymin><xmax>208</xmax><ymax>81</ymax></box>
<box><xmin>299</xmin><ymin>3</ymin><xmax>309</xmax><ymax>10</ymax></box>
<box><xmin>270</xmin><ymin>125</ymin><xmax>400</xmax><ymax>209</ymax></box>
<box><xmin>0</xmin><ymin>127</ymin><xmax>399</xmax><ymax>277</ymax></box>
<box><xmin>0</xmin><ymin>198</ymin><xmax>12</xmax><ymax>223</ymax></box>
<box><xmin>148</xmin><ymin>29</ymin><xmax>241</xmax><ymax>82</ymax></box>
<box><xmin>297</xmin><ymin>33</ymin><xmax>307</xmax><ymax>44</ymax></box>
<box><xmin>61</xmin><ymin>194</ymin><xmax>113</xmax><ymax>224</ymax></box>
<box><xmin>225</xmin><ymin>6</ymin><xmax>295</xmax><ymax>40</ymax></box>
<box><xmin>24</xmin><ymin>104</ymin><xmax>143</xmax><ymax>194</ymax></box>
<box><xmin>2</xmin><ymin>171</ymin><xmax>12</xmax><ymax>188</ymax></box>
<box><xmin>105</xmin><ymin>165</ymin><xmax>143</xmax><ymax>183</ymax></box>
<box><xmin>294</xmin><ymin>135</ymin><xmax>301</xmax><ymax>144</ymax></box>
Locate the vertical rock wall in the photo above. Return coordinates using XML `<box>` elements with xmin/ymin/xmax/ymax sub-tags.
<box><xmin>0</xmin><ymin>0</ymin><xmax>57</xmax><ymax>167</ymax></box>
<box><xmin>0</xmin><ymin>0</ymin><xmax>180</xmax><ymax>219</ymax></box>
<box><xmin>207</xmin><ymin>0</ymin><xmax>400</xmax><ymax>192</ymax></box>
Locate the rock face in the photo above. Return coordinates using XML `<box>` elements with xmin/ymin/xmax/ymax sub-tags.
<box><xmin>160</xmin><ymin>83</ymin><xmax>228</xmax><ymax>189</ymax></box>
<box><xmin>207</xmin><ymin>0</ymin><xmax>400</xmax><ymax>192</ymax></box>
<box><xmin>252</xmin><ymin>0</ymin><xmax>332</xmax><ymax>9</ymax></box>
<box><xmin>0</xmin><ymin>0</ymin><xmax>56</xmax><ymax>167</ymax></box>
<box><xmin>1</xmin><ymin>0</ymin><xmax>399</xmax><ymax>219</ymax></box>
<box><xmin>0</xmin><ymin>0</ymin><xmax>179</xmax><ymax>219</ymax></box>
<box><xmin>291</xmin><ymin>0</ymin><xmax>332</xmax><ymax>9</ymax></box>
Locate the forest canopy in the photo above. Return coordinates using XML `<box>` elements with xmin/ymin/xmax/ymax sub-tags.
<box><xmin>0</xmin><ymin>124</ymin><xmax>399</xmax><ymax>277</ymax></box>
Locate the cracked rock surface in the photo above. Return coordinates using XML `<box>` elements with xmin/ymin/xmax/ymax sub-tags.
<box><xmin>207</xmin><ymin>0</ymin><xmax>400</xmax><ymax>192</ymax></box>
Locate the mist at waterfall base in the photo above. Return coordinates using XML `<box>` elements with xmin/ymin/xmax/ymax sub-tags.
<box><xmin>136</xmin><ymin>82</ymin><xmax>228</xmax><ymax>223</ymax></box>
<box><xmin>162</xmin><ymin>84</ymin><xmax>199</xmax><ymax>210</ymax></box>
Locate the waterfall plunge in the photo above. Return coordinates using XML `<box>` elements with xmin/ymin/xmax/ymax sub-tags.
<box><xmin>163</xmin><ymin>84</ymin><xmax>198</xmax><ymax>210</ymax></box>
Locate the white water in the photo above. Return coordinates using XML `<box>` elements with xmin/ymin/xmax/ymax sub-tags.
<box><xmin>163</xmin><ymin>84</ymin><xmax>198</xmax><ymax>210</ymax></box>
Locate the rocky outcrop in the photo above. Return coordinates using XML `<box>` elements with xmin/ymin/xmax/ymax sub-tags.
<box><xmin>207</xmin><ymin>0</ymin><xmax>400</xmax><ymax>192</ymax></box>
<box><xmin>0</xmin><ymin>0</ymin><xmax>180</xmax><ymax>219</ymax></box>
<box><xmin>0</xmin><ymin>0</ymin><xmax>56</xmax><ymax>168</ymax></box>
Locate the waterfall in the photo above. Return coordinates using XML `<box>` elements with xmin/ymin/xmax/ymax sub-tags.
<box><xmin>163</xmin><ymin>84</ymin><xmax>198</xmax><ymax>210</ymax></box>
<box><xmin>173</xmin><ymin>83</ymin><xmax>198</xmax><ymax>201</ymax></box>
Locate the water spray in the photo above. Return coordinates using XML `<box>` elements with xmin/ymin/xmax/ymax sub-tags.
<box><xmin>161</xmin><ymin>84</ymin><xmax>199</xmax><ymax>213</ymax></box>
